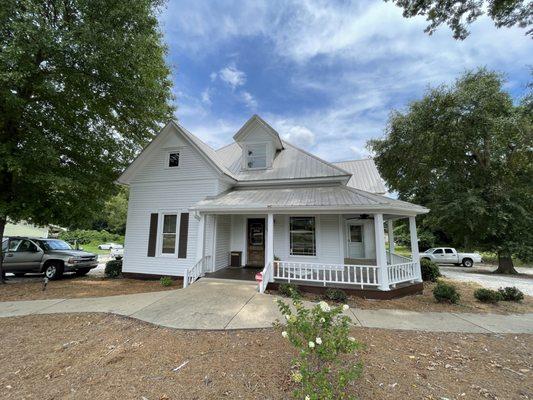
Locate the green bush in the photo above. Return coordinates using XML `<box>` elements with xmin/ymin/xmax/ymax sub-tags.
<box><xmin>498</xmin><ymin>286</ymin><xmax>524</xmax><ymax>302</ymax></box>
<box><xmin>276</xmin><ymin>295</ymin><xmax>362</xmax><ymax>399</ymax></box>
<box><xmin>474</xmin><ymin>288</ymin><xmax>503</xmax><ymax>303</ymax></box>
<box><xmin>278</xmin><ymin>283</ymin><xmax>301</xmax><ymax>298</ymax></box>
<box><xmin>59</xmin><ymin>229</ymin><xmax>124</xmax><ymax>246</ymax></box>
<box><xmin>433</xmin><ymin>282</ymin><xmax>460</xmax><ymax>304</ymax></box>
<box><xmin>160</xmin><ymin>276</ymin><xmax>173</xmax><ymax>287</ymax></box>
<box><xmin>421</xmin><ymin>258</ymin><xmax>441</xmax><ymax>282</ymax></box>
<box><xmin>104</xmin><ymin>259</ymin><xmax>122</xmax><ymax>278</ymax></box>
<box><xmin>324</xmin><ymin>288</ymin><xmax>348</xmax><ymax>303</ymax></box>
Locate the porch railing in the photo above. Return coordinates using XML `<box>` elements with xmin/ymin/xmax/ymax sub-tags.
<box><xmin>258</xmin><ymin>261</ymin><xmax>273</xmax><ymax>294</ymax></box>
<box><xmin>387</xmin><ymin>261</ymin><xmax>417</xmax><ymax>285</ymax></box>
<box><xmin>386</xmin><ymin>251</ymin><xmax>412</xmax><ymax>265</ymax></box>
<box><xmin>184</xmin><ymin>255</ymin><xmax>211</xmax><ymax>288</ymax></box>
<box><xmin>273</xmin><ymin>260</ymin><xmax>380</xmax><ymax>288</ymax></box>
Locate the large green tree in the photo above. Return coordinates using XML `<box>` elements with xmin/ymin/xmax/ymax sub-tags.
<box><xmin>0</xmin><ymin>0</ymin><xmax>174</xmax><ymax>281</ymax></box>
<box><xmin>369</xmin><ymin>69</ymin><xmax>533</xmax><ymax>274</ymax></box>
<box><xmin>387</xmin><ymin>0</ymin><xmax>533</xmax><ymax>39</ymax></box>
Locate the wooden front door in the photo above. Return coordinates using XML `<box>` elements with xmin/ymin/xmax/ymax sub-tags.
<box><xmin>247</xmin><ymin>218</ymin><xmax>265</xmax><ymax>267</ymax></box>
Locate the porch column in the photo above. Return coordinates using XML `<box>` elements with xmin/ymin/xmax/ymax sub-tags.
<box><xmin>266</xmin><ymin>213</ymin><xmax>274</xmax><ymax>282</ymax></box>
<box><xmin>374</xmin><ymin>213</ymin><xmax>389</xmax><ymax>291</ymax></box>
<box><xmin>387</xmin><ymin>219</ymin><xmax>395</xmax><ymax>264</ymax></box>
<box><xmin>409</xmin><ymin>216</ymin><xmax>422</xmax><ymax>282</ymax></box>
<box><xmin>196</xmin><ymin>213</ymin><xmax>205</xmax><ymax>262</ymax></box>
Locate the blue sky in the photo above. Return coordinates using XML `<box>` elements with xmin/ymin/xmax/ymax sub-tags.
<box><xmin>159</xmin><ymin>0</ymin><xmax>532</xmax><ymax>162</ymax></box>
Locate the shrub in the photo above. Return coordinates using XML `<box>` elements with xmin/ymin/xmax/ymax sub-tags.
<box><xmin>498</xmin><ymin>286</ymin><xmax>524</xmax><ymax>302</ymax></box>
<box><xmin>433</xmin><ymin>282</ymin><xmax>460</xmax><ymax>304</ymax></box>
<box><xmin>104</xmin><ymin>259</ymin><xmax>122</xmax><ymax>278</ymax></box>
<box><xmin>59</xmin><ymin>229</ymin><xmax>124</xmax><ymax>246</ymax></box>
<box><xmin>421</xmin><ymin>258</ymin><xmax>441</xmax><ymax>282</ymax></box>
<box><xmin>324</xmin><ymin>288</ymin><xmax>348</xmax><ymax>303</ymax></box>
<box><xmin>160</xmin><ymin>276</ymin><xmax>173</xmax><ymax>287</ymax></box>
<box><xmin>276</xmin><ymin>295</ymin><xmax>362</xmax><ymax>399</ymax></box>
<box><xmin>279</xmin><ymin>283</ymin><xmax>301</xmax><ymax>298</ymax></box>
<box><xmin>474</xmin><ymin>288</ymin><xmax>503</xmax><ymax>303</ymax></box>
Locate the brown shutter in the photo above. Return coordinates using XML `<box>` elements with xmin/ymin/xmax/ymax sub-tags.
<box><xmin>178</xmin><ymin>212</ymin><xmax>189</xmax><ymax>259</ymax></box>
<box><xmin>147</xmin><ymin>213</ymin><xmax>158</xmax><ymax>257</ymax></box>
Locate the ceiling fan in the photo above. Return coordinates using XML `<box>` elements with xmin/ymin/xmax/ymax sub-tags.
<box><xmin>346</xmin><ymin>214</ymin><xmax>372</xmax><ymax>221</ymax></box>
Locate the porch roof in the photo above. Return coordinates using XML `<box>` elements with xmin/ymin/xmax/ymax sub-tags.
<box><xmin>192</xmin><ymin>185</ymin><xmax>428</xmax><ymax>215</ymax></box>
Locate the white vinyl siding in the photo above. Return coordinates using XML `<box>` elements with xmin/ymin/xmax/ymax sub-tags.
<box><xmin>214</xmin><ymin>215</ymin><xmax>231</xmax><ymax>270</ymax></box>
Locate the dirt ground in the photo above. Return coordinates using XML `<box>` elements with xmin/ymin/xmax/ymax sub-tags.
<box><xmin>0</xmin><ymin>275</ymin><xmax>179</xmax><ymax>301</ymax></box>
<box><xmin>0</xmin><ymin>313</ymin><xmax>531</xmax><ymax>400</ymax></box>
<box><xmin>270</xmin><ymin>279</ymin><xmax>533</xmax><ymax>315</ymax></box>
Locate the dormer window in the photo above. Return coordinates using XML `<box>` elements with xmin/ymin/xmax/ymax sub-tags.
<box><xmin>245</xmin><ymin>143</ymin><xmax>267</xmax><ymax>169</ymax></box>
<box><xmin>168</xmin><ymin>151</ymin><xmax>180</xmax><ymax>168</ymax></box>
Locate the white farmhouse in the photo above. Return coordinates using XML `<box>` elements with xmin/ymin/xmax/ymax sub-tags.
<box><xmin>118</xmin><ymin>115</ymin><xmax>428</xmax><ymax>298</ymax></box>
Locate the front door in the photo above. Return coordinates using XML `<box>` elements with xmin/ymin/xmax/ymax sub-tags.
<box><xmin>346</xmin><ymin>222</ymin><xmax>364</xmax><ymax>258</ymax></box>
<box><xmin>247</xmin><ymin>218</ymin><xmax>265</xmax><ymax>267</ymax></box>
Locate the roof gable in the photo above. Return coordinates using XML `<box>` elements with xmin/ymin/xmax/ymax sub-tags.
<box><xmin>233</xmin><ymin>115</ymin><xmax>284</xmax><ymax>150</ymax></box>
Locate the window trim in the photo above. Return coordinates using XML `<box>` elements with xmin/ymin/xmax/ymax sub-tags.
<box><xmin>288</xmin><ymin>216</ymin><xmax>318</xmax><ymax>257</ymax></box>
<box><xmin>166</xmin><ymin>150</ymin><xmax>181</xmax><ymax>169</ymax></box>
<box><xmin>157</xmin><ymin>211</ymin><xmax>181</xmax><ymax>257</ymax></box>
<box><xmin>243</xmin><ymin>142</ymin><xmax>270</xmax><ymax>170</ymax></box>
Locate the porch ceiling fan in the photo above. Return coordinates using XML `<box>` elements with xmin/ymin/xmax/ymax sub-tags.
<box><xmin>346</xmin><ymin>214</ymin><xmax>372</xmax><ymax>221</ymax></box>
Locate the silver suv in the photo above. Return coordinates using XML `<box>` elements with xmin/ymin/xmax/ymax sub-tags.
<box><xmin>1</xmin><ymin>237</ymin><xmax>98</xmax><ymax>280</ymax></box>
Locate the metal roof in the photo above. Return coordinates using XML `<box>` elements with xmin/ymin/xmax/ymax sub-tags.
<box><xmin>216</xmin><ymin>141</ymin><xmax>350</xmax><ymax>182</ymax></box>
<box><xmin>193</xmin><ymin>185</ymin><xmax>428</xmax><ymax>214</ymax></box>
<box><xmin>332</xmin><ymin>159</ymin><xmax>387</xmax><ymax>194</ymax></box>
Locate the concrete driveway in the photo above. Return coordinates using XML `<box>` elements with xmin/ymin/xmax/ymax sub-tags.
<box><xmin>1</xmin><ymin>278</ymin><xmax>533</xmax><ymax>333</ymax></box>
<box><xmin>440</xmin><ymin>265</ymin><xmax>533</xmax><ymax>296</ymax></box>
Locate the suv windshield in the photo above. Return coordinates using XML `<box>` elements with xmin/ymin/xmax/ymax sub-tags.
<box><xmin>40</xmin><ymin>239</ymin><xmax>72</xmax><ymax>251</ymax></box>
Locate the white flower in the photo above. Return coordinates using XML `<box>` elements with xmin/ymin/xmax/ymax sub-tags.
<box><xmin>305</xmin><ymin>396</ymin><xmax>310</xmax><ymax>400</ymax></box>
<box><xmin>342</xmin><ymin>304</ymin><xmax>349</xmax><ymax>311</ymax></box>
<box><xmin>348</xmin><ymin>336</ymin><xmax>356</xmax><ymax>342</ymax></box>
<box><xmin>282</xmin><ymin>331</ymin><xmax>288</xmax><ymax>338</ymax></box>
<box><xmin>318</xmin><ymin>301</ymin><xmax>331</xmax><ymax>312</ymax></box>
<box><xmin>285</xmin><ymin>314</ymin><xmax>290</xmax><ymax>321</ymax></box>
<box><xmin>319</xmin><ymin>317</ymin><xmax>325</xmax><ymax>323</ymax></box>
<box><xmin>315</xmin><ymin>337</ymin><xmax>322</xmax><ymax>345</ymax></box>
<box><xmin>308</xmin><ymin>341</ymin><xmax>315</xmax><ymax>348</ymax></box>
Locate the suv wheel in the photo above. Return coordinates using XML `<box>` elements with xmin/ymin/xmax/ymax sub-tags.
<box><xmin>44</xmin><ymin>262</ymin><xmax>64</xmax><ymax>280</ymax></box>
<box><xmin>462</xmin><ymin>258</ymin><xmax>473</xmax><ymax>268</ymax></box>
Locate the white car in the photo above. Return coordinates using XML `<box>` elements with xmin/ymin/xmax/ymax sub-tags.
<box><xmin>97</xmin><ymin>243</ymin><xmax>123</xmax><ymax>250</ymax></box>
<box><xmin>110</xmin><ymin>247</ymin><xmax>124</xmax><ymax>260</ymax></box>
<box><xmin>420</xmin><ymin>247</ymin><xmax>482</xmax><ymax>267</ymax></box>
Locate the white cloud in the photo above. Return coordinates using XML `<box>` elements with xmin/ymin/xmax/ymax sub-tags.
<box><xmin>201</xmin><ymin>88</ymin><xmax>212</xmax><ymax>105</ymax></box>
<box><xmin>218</xmin><ymin>65</ymin><xmax>246</xmax><ymax>89</ymax></box>
<box><xmin>209</xmin><ymin>72</ymin><xmax>217</xmax><ymax>81</ymax></box>
<box><xmin>241</xmin><ymin>91</ymin><xmax>257</xmax><ymax>109</ymax></box>
<box><xmin>275</xmin><ymin>122</ymin><xmax>316</xmax><ymax>148</ymax></box>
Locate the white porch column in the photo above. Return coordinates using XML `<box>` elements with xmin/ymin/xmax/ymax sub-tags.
<box><xmin>210</xmin><ymin>215</ymin><xmax>217</xmax><ymax>272</ymax></box>
<box><xmin>266</xmin><ymin>213</ymin><xmax>274</xmax><ymax>282</ymax></box>
<box><xmin>374</xmin><ymin>213</ymin><xmax>389</xmax><ymax>291</ymax></box>
<box><xmin>409</xmin><ymin>216</ymin><xmax>422</xmax><ymax>282</ymax></box>
<box><xmin>196</xmin><ymin>213</ymin><xmax>205</xmax><ymax>263</ymax></box>
<box><xmin>387</xmin><ymin>219</ymin><xmax>395</xmax><ymax>264</ymax></box>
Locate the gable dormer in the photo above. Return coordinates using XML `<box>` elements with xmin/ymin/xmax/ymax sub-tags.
<box><xmin>233</xmin><ymin>115</ymin><xmax>284</xmax><ymax>170</ymax></box>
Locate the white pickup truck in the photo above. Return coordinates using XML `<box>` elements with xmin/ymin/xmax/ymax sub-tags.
<box><xmin>420</xmin><ymin>247</ymin><xmax>482</xmax><ymax>267</ymax></box>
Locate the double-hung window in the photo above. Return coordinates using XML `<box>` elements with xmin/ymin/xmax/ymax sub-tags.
<box><xmin>161</xmin><ymin>214</ymin><xmax>177</xmax><ymax>254</ymax></box>
<box><xmin>289</xmin><ymin>217</ymin><xmax>316</xmax><ymax>256</ymax></box>
<box><xmin>245</xmin><ymin>143</ymin><xmax>267</xmax><ymax>169</ymax></box>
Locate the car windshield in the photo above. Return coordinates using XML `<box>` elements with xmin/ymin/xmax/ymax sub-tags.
<box><xmin>425</xmin><ymin>248</ymin><xmax>435</xmax><ymax>253</ymax></box>
<box><xmin>40</xmin><ymin>240</ymin><xmax>72</xmax><ymax>251</ymax></box>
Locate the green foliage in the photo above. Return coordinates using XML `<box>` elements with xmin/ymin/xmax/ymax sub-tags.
<box><xmin>433</xmin><ymin>282</ymin><xmax>460</xmax><ymax>304</ymax></box>
<box><xmin>369</xmin><ymin>69</ymin><xmax>533</xmax><ymax>273</ymax></box>
<box><xmin>420</xmin><ymin>259</ymin><xmax>441</xmax><ymax>282</ymax></box>
<box><xmin>104</xmin><ymin>259</ymin><xmax>122</xmax><ymax>279</ymax></box>
<box><xmin>393</xmin><ymin>223</ymin><xmax>437</xmax><ymax>250</ymax></box>
<box><xmin>90</xmin><ymin>188</ymin><xmax>129</xmax><ymax>234</ymax></box>
<box><xmin>279</xmin><ymin>283</ymin><xmax>301</xmax><ymax>298</ymax></box>
<box><xmin>160</xmin><ymin>276</ymin><xmax>173</xmax><ymax>287</ymax></box>
<box><xmin>498</xmin><ymin>287</ymin><xmax>524</xmax><ymax>302</ymax></box>
<box><xmin>59</xmin><ymin>229</ymin><xmax>123</xmax><ymax>246</ymax></box>
<box><xmin>0</xmin><ymin>0</ymin><xmax>174</xmax><ymax>232</ymax></box>
<box><xmin>474</xmin><ymin>288</ymin><xmax>503</xmax><ymax>303</ymax></box>
<box><xmin>276</xmin><ymin>295</ymin><xmax>362</xmax><ymax>400</ymax></box>
<box><xmin>388</xmin><ymin>0</ymin><xmax>532</xmax><ymax>40</ymax></box>
<box><xmin>324</xmin><ymin>288</ymin><xmax>348</xmax><ymax>303</ymax></box>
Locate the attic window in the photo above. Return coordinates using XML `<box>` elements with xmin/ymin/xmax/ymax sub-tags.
<box><xmin>168</xmin><ymin>152</ymin><xmax>180</xmax><ymax>168</ymax></box>
<box><xmin>245</xmin><ymin>143</ymin><xmax>267</xmax><ymax>169</ymax></box>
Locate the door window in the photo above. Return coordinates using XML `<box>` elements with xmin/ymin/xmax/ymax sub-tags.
<box><xmin>6</xmin><ymin>239</ymin><xmax>21</xmax><ymax>252</ymax></box>
<box><xmin>433</xmin><ymin>249</ymin><xmax>443</xmax><ymax>254</ymax></box>
<box><xmin>16</xmin><ymin>240</ymin><xmax>37</xmax><ymax>252</ymax></box>
<box><xmin>349</xmin><ymin>225</ymin><xmax>362</xmax><ymax>242</ymax></box>
<box><xmin>444</xmin><ymin>248</ymin><xmax>454</xmax><ymax>254</ymax></box>
<box><xmin>249</xmin><ymin>223</ymin><xmax>264</xmax><ymax>246</ymax></box>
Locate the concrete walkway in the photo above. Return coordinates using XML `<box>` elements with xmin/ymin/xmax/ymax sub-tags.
<box><xmin>1</xmin><ymin>278</ymin><xmax>532</xmax><ymax>333</ymax></box>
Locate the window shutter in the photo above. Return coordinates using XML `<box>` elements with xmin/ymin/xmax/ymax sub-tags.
<box><xmin>178</xmin><ymin>212</ymin><xmax>189</xmax><ymax>258</ymax></box>
<box><xmin>147</xmin><ymin>213</ymin><xmax>158</xmax><ymax>257</ymax></box>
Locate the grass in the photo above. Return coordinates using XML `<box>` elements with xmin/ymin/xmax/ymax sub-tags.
<box><xmin>76</xmin><ymin>242</ymin><xmax>120</xmax><ymax>255</ymax></box>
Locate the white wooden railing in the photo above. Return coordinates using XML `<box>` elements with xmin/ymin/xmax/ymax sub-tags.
<box><xmin>258</xmin><ymin>261</ymin><xmax>273</xmax><ymax>294</ymax></box>
<box><xmin>273</xmin><ymin>260</ymin><xmax>380</xmax><ymax>288</ymax></box>
<box><xmin>183</xmin><ymin>255</ymin><xmax>211</xmax><ymax>288</ymax></box>
<box><xmin>386</xmin><ymin>251</ymin><xmax>412</xmax><ymax>265</ymax></box>
<box><xmin>387</xmin><ymin>261</ymin><xmax>417</xmax><ymax>285</ymax></box>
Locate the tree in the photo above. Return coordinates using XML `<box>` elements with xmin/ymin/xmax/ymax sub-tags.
<box><xmin>89</xmin><ymin>188</ymin><xmax>129</xmax><ymax>235</ymax></box>
<box><xmin>0</xmin><ymin>0</ymin><xmax>174</xmax><ymax>282</ymax></box>
<box><xmin>387</xmin><ymin>0</ymin><xmax>533</xmax><ymax>39</ymax></box>
<box><xmin>369</xmin><ymin>69</ymin><xmax>533</xmax><ymax>274</ymax></box>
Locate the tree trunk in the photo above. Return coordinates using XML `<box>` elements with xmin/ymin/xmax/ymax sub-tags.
<box><xmin>0</xmin><ymin>216</ymin><xmax>6</xmax><ymax>283</ymax></box>
<box><xmin>494</xmin><ymin>251</ymin><xmax>518</xmax><ymax>274</ymax></box>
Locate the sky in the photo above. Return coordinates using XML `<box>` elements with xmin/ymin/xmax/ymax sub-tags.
<box><xmin>158</xmin><ymin>0</ymin><xmax>532</xmax><ymax>162</ymax></box>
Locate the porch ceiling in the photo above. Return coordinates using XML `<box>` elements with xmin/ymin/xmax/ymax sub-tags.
<box><xmin>192</xmin><ymin>185</ymin><xmax>428</xmax><ymax>215</ymax></box>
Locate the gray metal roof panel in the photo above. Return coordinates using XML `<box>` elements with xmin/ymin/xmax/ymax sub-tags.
<box><xmin>332</xmin><ymin>159</ymin><xmax>387</xmax><ymax>194</ymax></box>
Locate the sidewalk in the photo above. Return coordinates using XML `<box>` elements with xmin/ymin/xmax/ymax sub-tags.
<box><xmin>0</xmin><ymin>278</ymin><xmax>532</xmax><ymax>333</ymax></box>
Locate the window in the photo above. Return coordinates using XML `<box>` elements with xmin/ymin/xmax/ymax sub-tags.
<box><xmin>161</xmin><ymin>214</ymin><xmax>177</xmax><ymax>254</ymax></box>
<box><xmin>290</xmin><ymin>217</ymin><xmax>316</xmax><ymax>256</ymax></box>
<box><xmin>4</xmin><ymin>239</ymin><xmax>21</xmax><ymax>252</ymax></box>
<box><xmin>39</xmin><ymin>240</ymin><xmax>72</xmax><ymax>251</ymax></box>
<box><xmin>349</xmin><ymin>225</ymin><xmax>362</xmax><ymax>242</ymax></box>
<box><xmin>445</xmin><ymin>248</ymin><xmax>454</xmax><ymax>254</ymax></box>
<box><xmin>16</xmin><ymin>240</ymin><xmax>37</xmax><ymax>252</ymax></box>
<box><xmin>245</xmin><ymin>143</ymin><xmax>267</xmax><ymax>169</ymax></box>
<box><xmin>433</xmin><ymin>249</ymin><xmax>443</xmax><ymax>254</ymax></box>
<box><xmin>168</xmin><ymin>152</ymin><xmax>180</xmax><ymax>168</ymax></box>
